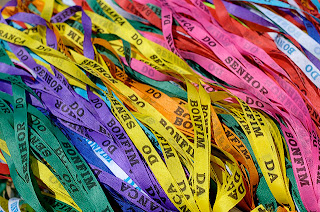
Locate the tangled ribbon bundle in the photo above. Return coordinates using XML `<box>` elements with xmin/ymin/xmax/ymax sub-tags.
<box><xmin>0</xmin><ymin>0</ymin><xmax>320</xmax><ymax>211</ymax></box>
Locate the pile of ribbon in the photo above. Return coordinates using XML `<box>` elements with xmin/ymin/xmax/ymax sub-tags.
<box><xmin>0</xmin><ymin>0</ymin><xmax>319</xmax><ymax>211</ymax></box>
